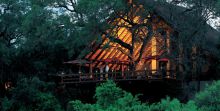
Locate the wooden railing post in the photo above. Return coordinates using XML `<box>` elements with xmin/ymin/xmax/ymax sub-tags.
<box><xmin>79</xmin><ymin>72</ymin><xmax>81</xmax><ymax>82</ymax></box>
<box><xmin>61</xmin><ymin>76</ymin><xmax>63</xmax><ymax>84</ymax></box>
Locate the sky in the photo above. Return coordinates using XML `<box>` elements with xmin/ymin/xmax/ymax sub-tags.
<box><xmin>208</xmin><ymin>17</ymin><xmax>220</xmax><ymax>29</ymax></box>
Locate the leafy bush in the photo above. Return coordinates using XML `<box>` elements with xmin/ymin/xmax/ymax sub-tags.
<box><xmin>3</xmin><ymin>79</ymin><xmax>220</xmax><ymax>111</ymax></box>
<box><xmin>67</xmin><ymin>80</ymin><xmax>150</xmax><ymax>111</ymax></box>
<box><xmin>149</xmin><ymin>97</ymin><xmax>198</xmax><ymax>111</ymax></box>
<box><xmin>94</xmin><ymin>80</ymin><xmax>125</xmax><ymax>109</ymax></box>
<box><xmin>1</xmin><ymin>77</ymin><xmax>63</xmax><ymax>111</ymax></box>
<box><xmin>194</xmin><ymin>81</ymin><xmax>220</xmax><ymax>111</ymax></box>
<box><xmin>67</xmin><ymin>80</ymin><xmax>200</xmax><ymax>111</ymax></box>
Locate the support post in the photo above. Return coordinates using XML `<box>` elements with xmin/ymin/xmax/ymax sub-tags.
<box><xmin>89</xmin><ymin>61</ymin><xmax>93</xmax><ymax>79</ymax></box>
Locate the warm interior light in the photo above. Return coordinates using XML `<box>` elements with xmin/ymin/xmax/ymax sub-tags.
<box><xmin>86</xmin><ymin>14</ymin><xmax>165</xmax><ymax>71</ymax></box>
<box><xmin>133</xmin><ymin>16</ymin><xmax>140</xmax><ymax>23</ymax></box>
<box><xmin>151</xmin><ymin>37</ymin><xmax>157</xmax><ymax>73</ymax></box>
<box><xmin>152</xmin><ymin>60</ymin><xmax>157</xmax><ymax>73</ymax></box>
<box><xmin>152</xmin><ymin>37</ymin><xmax>157</xmax><ymax>56</ymax></box>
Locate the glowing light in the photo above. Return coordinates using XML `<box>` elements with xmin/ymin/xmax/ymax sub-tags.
<box><xmin>152</xmin><ymin>60</ymin><xmax>157</xmax><ymax>73</ymax></box>
<box><xmin>133</xmin><ymin>16</ymin><xmax>140</xmax><ymax>23</ymax></box>
<box><xmin>151</xmin><ymin>37</ymin><xmax>157</xmax><ymax>73</ymax></box>
<box><xmin>152</xmin><ymin>37</ymin><xmax>157</xmax><ymax>56</ymax></box>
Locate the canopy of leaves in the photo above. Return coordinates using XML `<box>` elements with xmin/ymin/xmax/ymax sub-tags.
<box><xmin>67</xmin><ymin>80</ymin><xmax>199</xmax><ymax>111</ymax></box>
<box><xmin>0</xmin><ymin>0</ymin><xmax>220</xmax><ymax>86</ymax></box>
<box><xmin>1</xmin><ymin>79</ymin><xmax>220</xmax><ymax>111</ymax></box>
<box><xmin>1</xmin><ymin>77</ymin><xmax>63</xmax><ymax>111</ymax></box>
<box><xmin>0</xmin><ymin>0</ymin><xmax>81</xmax><ymax>81</ymax></box>
<box><xmin>194</xmin><ymin>81</ymin><xmax>220</xmax><ymax>111</ymax></box>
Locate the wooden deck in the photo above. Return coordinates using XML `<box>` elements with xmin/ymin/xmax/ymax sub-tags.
<box><xmin>50</xmin><ymin>70</ymin><xmax>176</xmax><ymax>84</ymax></box>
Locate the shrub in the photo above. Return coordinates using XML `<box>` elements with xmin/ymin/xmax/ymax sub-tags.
<box><xmin>67</xmin><ymin>80</ymin><xmax>149</xmax><ymax>111</ymax></box>
<box><xmin>194</xmin><ymin>81</ymin><xmax>220</xmax><ymax>111</ymax></box>
<box><xmin>1</xmin><ymin>77</ymin><xmax>63</xmax><ymax>111</ymax></box>
<box><xmin>94</xmin><ymin>80</ymin><xmax>125</xmax><ymax>109</ymax></box>
<box><xmin>68</xmin><ymin>80</ymin><xmax>200</xmax><ymax>111</ymax></box>
<box><xmin>149</xmin><ymin>97</ymin><xmax>198</xmax><ymax>111</ymax></box>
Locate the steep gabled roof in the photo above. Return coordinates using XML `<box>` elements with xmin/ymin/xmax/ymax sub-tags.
<box><xmin>140</xmin><ymin>0</ymin><xmax>220</xmax><ymax>45</ymax></box>
<box><xmin>79</xmin><ymin>0</ymin><xmax>220</xmax><ymax>69</ymax></box>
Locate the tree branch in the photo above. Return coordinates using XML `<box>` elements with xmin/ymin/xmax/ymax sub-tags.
<box><xmin>102</xmin><ymin>32</ymin><xmax>132</xmax><ymax>51</ymax></box>
<box><xmin>136</xmin><ymin>24</ymin><xmax>153</xmax><ymax>63</ymax></box>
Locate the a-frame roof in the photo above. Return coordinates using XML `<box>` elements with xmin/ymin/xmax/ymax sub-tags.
<box><xmin>79</xmin><ymin>0</ymin><xmax>220</xmax><ymax>70</ymax></box>
<box><xmin>139</xmin><ymin>0</ymin><xmax>220</xmax><ymax>45</ymax></box>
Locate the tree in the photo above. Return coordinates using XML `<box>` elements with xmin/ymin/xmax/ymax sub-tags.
<box><xmin>0</xmin><ymin>0</ymin><xmax>81</xmax><ymax>83</ymax></box>
<box><xmin>67</xmin><ymin>80</ymin><xmax>199</xmax><ymax>111</ymax></box>
<box><xmin>145</xmin><ymin>0</ymin><xmax>220</xmax><ymax>81</ymax></box>
<box><xmin>1</xmin><ymin>77</ymin><xmax>63</xmax><ymax>111</ymax></box>
<box><xmin>67</xmin><ymin>80</ymin><xmax>150</xmax><ymax>111</ymax></box>
<box><xmin>0</xmin><ymin>0</ymin><xmax>28</xmax><ymax>82</ymax></box>
<box><xmin>0</xmin><ymin>0</ymin><xmax>219</xmax><ymax>95</ymax></box>
<box><xmin>194</xmin><ymin>81</ymin><xmax>220</xmax><ymax>111</ymax></box>
<box><xmin>149</xmin><ymin>97</ymin><xmax>198</xmax><ymax>111</ymax></box>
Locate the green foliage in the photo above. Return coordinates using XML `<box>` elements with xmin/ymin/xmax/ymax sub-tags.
<box><xmin>1</xmin><ymin>77</ymin><xmax>63</xmax><ymax>111</ymax></box>
<box><xmin>67</xmin><ymin>80</ymin><xmax>149</xmax><ymax>111</ymax></box>
<box><xmin>77</xmin><ymin>0</ymin><xmax>127</xmax><ymax>20</ymax></box>
<box><xmin>78</xmin><ymin>0</ymin><xmax>126</xmax><ymax>12</ymax></box>
<box><xmin>0</xmin><ymin>0</ymin><xmax>27</xmax><ymax>66</ymax></box>
<box><xmin>149</xmin><ymin>97</ymin><xmax>198</xmax><ymax>111</ymax></box>
<box><xmin>0</xmin><ymin>0</ymin><xmax>219</xmax><ymax>82</ymax></box>
<box><xmin>67</xmin><ymin>80</ymin><xmax>200</xmax><ymax>111</ymax></box>
<box><xmin>194</xmin><ymin>81</ymin><xmax>220</xmax><ymax>111</ymax></box>
<box><xmin>0</xmin><ymin>0</ymin><xmax>80</xmax><ymax>80</ymax></box>
<box><xmin>94</xmin><ymin>81</ymin><xmax>125</xmax><ymax>108</ymax></box>
<box><xmin>68</xmin><ymin>100</ymin><xmax>96</xmax><ymax>111</ymax></box>
<box><xmin>0</xmin><ymin>0</ymin><xmax>219</xmax><ymax>110</ymax></box>
<box><xmin>1</xmin><ymin>97</ymin><xmax>13</xmax><ymax>111</ymax></box>
<box><xmin>2</xmin><ymin>79</ymin><xmax>220</xmax><ymax>111</ymax></box>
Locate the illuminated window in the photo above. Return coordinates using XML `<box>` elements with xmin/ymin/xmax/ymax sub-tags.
<box><xmin>151</xmin><ymin>37</ymin><xmax>157</xmax><ymax>73</ymax></box>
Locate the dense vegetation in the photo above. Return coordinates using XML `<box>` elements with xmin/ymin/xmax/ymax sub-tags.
<box><xmin>0</xmin><ymin>0</ymin><xmax>220</xmax><ymax>110</ymax></box>
<box><xmin>68</xmin><ymin>80</ymin><xmax>220</xmax><ymax>111</ymax></box>
<box><xmin>0</xmin><ymin>0</ymin><xmax>220</xmax><ymax>82</ymax></box>
<box><xmin>1</xmin><ymin>79</ymin><xmax>220</xmax><ymax>111</ymax></box>
<box><xmin>1</xmin><ymin>77</ymin><xmax>62</xmax><ymax>111</ymax></box>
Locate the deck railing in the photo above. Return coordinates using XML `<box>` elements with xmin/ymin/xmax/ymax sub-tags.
<box><xmin>55</xmin><ymin>70</ymin><xmax>176</xmax><ymax>84</ymax></box>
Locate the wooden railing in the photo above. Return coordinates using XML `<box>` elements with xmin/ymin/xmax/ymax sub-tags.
<box><xmin>55</xmin><ymin>70</ymin><xmax>176</xmax><ymax>84</ymax></box>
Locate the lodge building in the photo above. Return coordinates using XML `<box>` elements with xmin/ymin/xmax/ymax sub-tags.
<box><xmin>58</xmin><ymin>0</ymin><xmax>220</xmax><ymax>84</ymax></box>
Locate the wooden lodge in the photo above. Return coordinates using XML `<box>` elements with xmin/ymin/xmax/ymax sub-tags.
<box><xmin>52</xmin><ymin>0</ymin><xmax>220</xmax><ymax>84</ymax></box>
